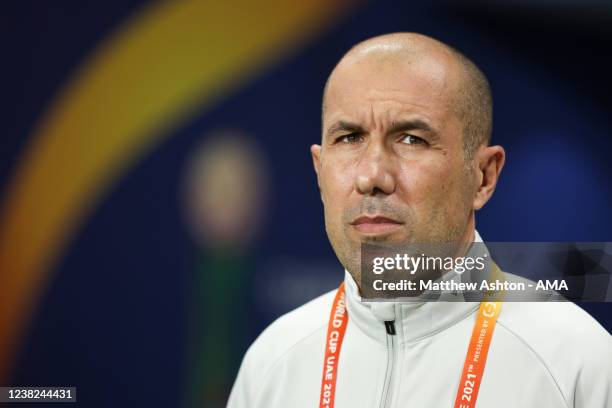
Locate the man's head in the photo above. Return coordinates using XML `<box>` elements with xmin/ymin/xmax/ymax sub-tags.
<box><xmin>311</xmin><ymin>33</ymin><xmax>505</xmax><ymax>280</ymax></box>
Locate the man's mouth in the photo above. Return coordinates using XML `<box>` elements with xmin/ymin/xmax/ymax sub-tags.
<box><xmin>350</xmin><ymin>216</ymin><xmax>403</xmax><ymax>235</ymax></box>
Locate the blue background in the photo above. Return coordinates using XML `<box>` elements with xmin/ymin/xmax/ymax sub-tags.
<box><xmin>2</xmin><ymin>1</ymin><xmax>611</xmax><ymax>407</ymax></box>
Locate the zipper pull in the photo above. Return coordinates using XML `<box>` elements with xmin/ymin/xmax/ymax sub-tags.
<box><xmin>384</xmin><ymin>321</ymin><xmax>396</xmax><ymax>335</ymax></box>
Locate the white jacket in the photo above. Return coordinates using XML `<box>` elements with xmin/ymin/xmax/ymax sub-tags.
<box><xmin>228</xmin><ymin>238</ymin><xmax>612</xmax><ymax>407</ymax></box>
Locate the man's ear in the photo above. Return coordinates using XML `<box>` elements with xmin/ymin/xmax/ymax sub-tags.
<box><xmin>311</xmin><ymin>144</ymin><xmax>322</xmax><ymax>187</ymax></box>
<box><xmin>473</xmin><ymin>145</ymin><xmax>505</xmax><ymax>210</ymax></box>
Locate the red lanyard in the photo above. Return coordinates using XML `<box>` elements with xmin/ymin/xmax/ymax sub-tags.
<box><xmin>319</xmin><ymin>283</ymin><xmax>502</xmax><ymax>408</ymax></box>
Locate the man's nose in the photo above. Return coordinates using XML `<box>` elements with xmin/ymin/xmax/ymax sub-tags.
<box><xmin>355</xmin><ymin>143</ymin><xmax>396</xmax><ymax>196</ymax></box>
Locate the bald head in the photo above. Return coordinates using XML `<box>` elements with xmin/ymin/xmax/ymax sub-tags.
<box><xmin>312</xmin><ymin>33</ymin><xmax>505</xmax><ymax>279</ymax></box>
<box><xmin>322</xmin><ymin>33</ymin><xmax>492</xmax><ymax>159</ymax></box>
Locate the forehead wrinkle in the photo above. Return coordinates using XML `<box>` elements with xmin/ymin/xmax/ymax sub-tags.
<box><xmin>330</xmin><ymin>105</ymin><xmax>439</xmax><ymax>138</ymax></box>
<box><xmin>344</xmin><ymin>91</ymin><xmax>445</xmax><ymax>128</ymax></box>
<box><xmin>323</xmin><ymin>56</ymin><xmax>465</xmax><ymax>142</ymax></box>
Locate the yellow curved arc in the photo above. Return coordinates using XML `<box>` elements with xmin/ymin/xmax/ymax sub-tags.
<box><xmin>0</xmin><ymin>0</ymin><xmax>350</xmax><ymax>382</ymax></box>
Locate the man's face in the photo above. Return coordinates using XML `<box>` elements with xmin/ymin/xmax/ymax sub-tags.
<box><xmin>312</xmin><ymin>50</ymin><xmax>478</xmax><ymax>277</ymax></box>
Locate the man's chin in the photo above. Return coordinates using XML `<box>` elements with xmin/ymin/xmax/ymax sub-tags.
<box><xmin>357</xmin><ymin>232</ymin><xmax>408</xmax><ymax>245</ymax></box>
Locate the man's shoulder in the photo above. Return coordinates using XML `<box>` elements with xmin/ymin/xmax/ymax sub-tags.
<box><xmin>497</xmin><ymin>271</ymin><xmax>610</xmax><ymax>349</ymax></box>
<box><xmin>254</xmin><ymin>288</ymin><xmax>336</xmax><ymax>350</ymax></box>
<box><xmin>241</xmin><ymin>288</ymin><xmax>337</xmax><ymax>373</ymax></box>
<box><xmin>499</xmin><ymin>299</ymin><xmax>610</xmax><ymax>338</ymax></box>
<box><xmin>497</xmin><ymin>300</ymin><xmax>611</xmax><ymax>370</ymax></box>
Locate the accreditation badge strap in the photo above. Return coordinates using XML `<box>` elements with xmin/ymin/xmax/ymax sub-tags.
<box><xmin>320</xmin><ymin>275</ymin><xmax>503</xmax><ymax>408</ymax></box>
<box><xmin>319</xmin><ymin>282</ymin><xmax>348</xmax><ymax>408</ymax></box>
<box><xmin>454</xmin><ymin>264</ymin><xmax>503</xmax><ymax>408</ymax></box>
<box><xmin>452</xmin><ymin>300</ymin><xmax>501</xmax><ymax>408</ymax></box>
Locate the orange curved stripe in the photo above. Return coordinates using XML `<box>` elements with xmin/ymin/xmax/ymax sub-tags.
<box><xmin>0</xmin><ymin>0</ymin><xmax>351</xmax><ymax>382</ymax></box>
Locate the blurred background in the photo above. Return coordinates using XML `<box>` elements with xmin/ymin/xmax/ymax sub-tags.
<box><xmin>1</xmin><ymin>0</ymin><xmax>611</xmax><ymax>406</ymax></box>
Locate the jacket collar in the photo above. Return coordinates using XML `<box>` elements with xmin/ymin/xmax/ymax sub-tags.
<box><xmin>344</xmin><ymin>230</ymin><xmax>486</xmax><ymax>344</ymax></box>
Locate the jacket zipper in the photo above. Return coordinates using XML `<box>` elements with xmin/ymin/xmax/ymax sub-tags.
<box><xmin>379</xmin><ymin>320</ymin><xmax>396</xmax><ymax>408</ymax></box>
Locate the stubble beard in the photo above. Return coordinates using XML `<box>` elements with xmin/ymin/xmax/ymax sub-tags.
<box><xmin>326</xmin><ymin>186</ymin><xmax>474</xmax><ymax>288</ymax></box>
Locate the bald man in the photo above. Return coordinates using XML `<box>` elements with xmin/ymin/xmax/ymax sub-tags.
<box><xmin>227</xmin><ymin>33</ymin><xmax>612</xmax><ymax>408</ymax></box>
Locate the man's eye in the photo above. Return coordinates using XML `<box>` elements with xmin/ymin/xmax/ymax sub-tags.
<box><xmin>336</xmin><ymin>134</ymin><xmax>363</xmax><ymax>144</ymax></box>
<box><xmin>400</xmin><ymin>134</ymin><xmax>426</xmax><ymax>145</ymax></box>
